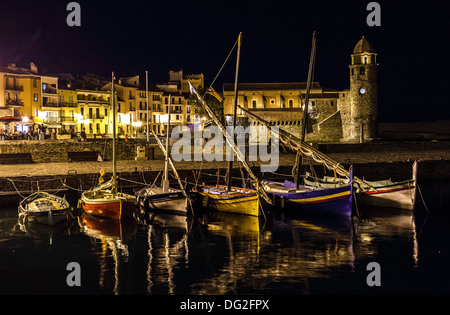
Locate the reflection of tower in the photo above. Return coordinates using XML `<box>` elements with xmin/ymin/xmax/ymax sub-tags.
<box><xmin>349</xmin><ymin>37</ymin><xmax>378</xmax><ymax>141</ymax></box>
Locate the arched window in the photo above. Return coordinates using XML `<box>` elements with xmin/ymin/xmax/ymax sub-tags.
<box><xmin>289</xmin><ymin>100</ymin><xmax>293</xmax><ymax>108</ymax></box>
<box><xmin>360</xmin><ymin>67</ymin><xmax>365</xmax><ymax>75</ymax></box>
<box><xmin>362</xmin><ymin>55</ymin><xmax>369</xmax><ymax>64</ymax></box>
<box><xmin>252</xmin><ymin>100</ymin><xmax>257</xmax><ymax>108</ymax></box>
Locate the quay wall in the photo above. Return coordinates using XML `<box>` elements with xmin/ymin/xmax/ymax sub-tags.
<box><xmin>0</xmin><ymin>139</ymin><xmax>164</xmax><ymax>163</ymax></box>
<box><xmin>1</xmin><ymin>139</ymin><xmax>449</xmax><ymax>164</ymax></box>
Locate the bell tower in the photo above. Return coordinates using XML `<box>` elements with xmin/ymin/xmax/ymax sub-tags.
<box><xmin>348</xmin><ymin>36</ymin><xmax>378</xmax><ymax>141</ymax></box>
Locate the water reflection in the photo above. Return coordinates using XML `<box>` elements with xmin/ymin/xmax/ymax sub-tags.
<box><xmin>354</xmin><ymin>207</ymin><xmax>418</xmax><ymax>267</ymax></box>
<box><xmin>78</xmin><ymin>214</ymin><xmax>137</xmax><ymax>295</ymax></box>
<box><xmin>141</xmin><ymin>212</ymin><xmax>189</xmax><ymax>294</ymax></box>
<box><xmin>0</xmin><ymin>198</ymin><xmax>428</xmax><ymax>294</ymax></box>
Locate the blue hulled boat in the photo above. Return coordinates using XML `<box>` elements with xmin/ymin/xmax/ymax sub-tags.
<box><xmin>261</xmin><ymin>167</ymin><xmax>354</xmax><ymax>216</ymax></box>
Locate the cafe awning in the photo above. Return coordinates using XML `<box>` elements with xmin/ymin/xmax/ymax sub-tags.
<box><xmin>0</xmin><ymin>116</ymin><xmax>22</xmax><ymax>122</ymax></box>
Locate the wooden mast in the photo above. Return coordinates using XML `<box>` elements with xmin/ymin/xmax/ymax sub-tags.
<box><xmin>111</xmin><ymin>71</ymin><xmax>117</xmax><ymax>195</ymax></box>
<box><xmin>226</xmin><ymin>32</ymin><xmax>242</xmax><ymax>192</ymax></box>
<box><xmin>163</xmin><ymin>95</ymin><xmax>171</xmax><ymax>193</ymax></box>
<box><xmin>293</xmin><ymin>31</ymin><xmax>316</xmax><ymax>187</ymax></box>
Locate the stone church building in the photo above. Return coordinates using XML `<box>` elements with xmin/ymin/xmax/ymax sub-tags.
<box><xmin>223</xmin><ymin>37</ymin><xmax>378</xmax><ymax>143</ymax></box>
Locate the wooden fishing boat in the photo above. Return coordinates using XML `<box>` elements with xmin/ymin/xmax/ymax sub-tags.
<box><xmin>189</xmin><ymin>33</ymin><xmax>271</xmax><ymax>217</ymax></box>
<box><xmin>192</xmin><ymin>185</ymin><xmax>260</xmax><ymax>216</ymax></box>
<box><xmin>80</xmin><ymin>185</ymin><xmax>136</xmax><ymax>220</ymax></box>
<box><xmin>19</xmin><ymin>191</ymin><xmax>71</xmax><ymax>225</ymax></box>
<box><xmin>136</xmin><ymin>186</ymin><xmax>188</xmax><ymax>215</ymax></box>
<box><xmin>305</xmin><ymin>161</ymin><xmax>418</xmax><ymax>210</ymax></box>
<box><xmin>262</xmin><ymin>167</ymin><xmax>354</xmax><ymax>216</ymax></box>
<box><xmin>135</xmin><ymin>95</ymin><xmax>188</xmax><ymax>216</ymax></box>
<box><xmin>79</xmin><ymin>72</ymin><xmax>136</xmax><ymax>220</ymax></box>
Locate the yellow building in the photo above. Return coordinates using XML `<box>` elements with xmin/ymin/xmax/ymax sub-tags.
<box><xmin>76</xmin><ymin>89</ymin><xmax>112</xmax><ymax>137</ymax></box>
<box><xmin>58</xmin><ymin>87</ymin><xmax>78</xmax><ymax>135</ymax></box>
<box><xmin>0</xmin><ymin>63</ymin><xmax>45</xmax><ymax>134</ymax></box>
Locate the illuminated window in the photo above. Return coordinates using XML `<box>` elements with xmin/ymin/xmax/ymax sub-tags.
<box><xmin>363</xmin><ymin>55</ymin><xmax>369</xmax><ymax>64</ymax></box>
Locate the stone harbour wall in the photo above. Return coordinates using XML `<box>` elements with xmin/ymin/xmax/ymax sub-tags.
<box><xmin>0</xmin><ymin>139</ymin><xmax>164</xmax><ymax>163</ymax></box>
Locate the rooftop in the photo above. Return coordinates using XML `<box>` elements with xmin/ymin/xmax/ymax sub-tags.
<box><xmin>353</xmin><ymin>36</ymin><xmax>375</xmax><ymax>54</ymax></box>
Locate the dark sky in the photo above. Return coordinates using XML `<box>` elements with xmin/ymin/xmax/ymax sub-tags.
<box><xmin>0</xmin><ymin>0</ymin><xmax>448</xmax><ymax>122</ymax></box>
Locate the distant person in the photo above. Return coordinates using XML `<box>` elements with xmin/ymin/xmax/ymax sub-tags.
<box><xmin>80</xmin><ymin>129</ymin><xmax>86</xmax><ymax>142</ymax></box>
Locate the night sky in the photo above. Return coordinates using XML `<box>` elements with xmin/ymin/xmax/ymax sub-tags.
<box><xmin>0</xmin><ymin>0</ymin><xmax>448</xmax><ymax>122</ymax></box>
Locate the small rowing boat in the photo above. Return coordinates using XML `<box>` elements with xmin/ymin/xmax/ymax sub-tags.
<box><xmin>19</xmin><ymin>191</ymin><xmax>71</xmax><ymax>225</ymax></box>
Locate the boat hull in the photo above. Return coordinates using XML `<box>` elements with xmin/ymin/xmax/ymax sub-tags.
<box><xmin>80</xmin><ymin>191</ymin><xmax>136</xmax><ymax>220</ymax></box>
<box><xmin>19</xmin><ymin>193</ymin><xmax>71</xmax><ymax>226</ymax></box>
<box><xmin>19</xmin><ymin>207</ymin><xmax>69</xmax><ymax>225</ymax></box>
<box><xmin>357</xmin><ymin>183</ymin><xmax>416</xmax><ymax>210</ymax></box>
<box><xmin>304</xmin><ymin>161</ymin><xmax>418</xmax><ymax>211</ymax></box>
<box><xmin>192</xmin><ymin>185</ymin><xmax>260</xmax><ymax>216</ymax></box>
<box><xmin>136</xmin><ymin>187</ymin><xmax>188</xmax><ymax>215</ymax></box>
<box><xmin>269</xmin><ymin>183</ymin><xmax>353</xmax><ymax>216</ymax></box>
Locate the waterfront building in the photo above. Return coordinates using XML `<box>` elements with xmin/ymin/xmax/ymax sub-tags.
<box><xmin>76</xmin><ymin>89</ymin><xmax>111</xmax><ymax>137</ymax></box>
<box><xmin>0</xmin><ymin>66</ymin><xmax>207</xmax><ymax>138</ymax></box>
<box><xmin>0</xmin><ymin>62</ymin><xmax>42</xmax><ymax>134</ymax></box>
<box><xmin>222</xmin><ymin>37</ymin><xmax>378</xmax><ymax>143</ymax></box>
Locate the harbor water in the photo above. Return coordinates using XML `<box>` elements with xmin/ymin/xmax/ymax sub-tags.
<box><xmin>0</xmin><ymin>180</ymin><xmax>449</xmax><ymax>296</ymax></box>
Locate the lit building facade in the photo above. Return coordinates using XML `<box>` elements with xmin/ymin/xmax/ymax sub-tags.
<box><xmin>222</xmin><ymin>37</ymin><xmax>378</xmax><ymax>142</ymax></box>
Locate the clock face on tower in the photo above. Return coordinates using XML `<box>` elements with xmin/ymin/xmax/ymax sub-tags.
<box><xmin>359</xmin><ymin>88</ymin><xmax>366</xmax><ymax>94</ymax></box>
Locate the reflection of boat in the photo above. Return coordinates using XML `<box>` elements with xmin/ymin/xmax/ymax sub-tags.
<box><xmin>143</xmin><ymin>213</ymin><xmax>189</xmax><ymax>294</ymax></box>
<box><xmin>305</xmin><ymin>161</ymin><xmax>418</xmax><ymax>210</ymax></box>
<box><xmin>206</xmin><ymin>211</ymin><xmax>261</xmax><ymax>235</ymax></box>
<box><xmin>354</xmin><ymin>207</ymin><xmax>418</xmax><ymax>266</ymax></box>
<box><xmin>18</xmin><ymin>191</ymin><xmax>70</xmax><ymax>225</ymax></box>
<box><xmin>79</xmin><ymin>214</ymin><xmax>137</xmax><ymax>295</ymax></box>
<box><xmin>146</xmin><ymin>212</ymin><xmax>188</xmax><ymax>230</ymax></box>
<box><xmin>80</xmin><ymin>214</ymin><xmax>137</xmax><ymax>241</ymax></box>
<box><xmin>135</xmin><ymin>97</ymin><xmax>188</xmax><ymax>216</ymax></box>
<box><xmin>79</xmin><ymin>72</ymin><xmax>136</xmax><ymax>219</ymax></box>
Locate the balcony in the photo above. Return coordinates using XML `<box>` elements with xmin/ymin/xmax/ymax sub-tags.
<box><xmin>42</xmin><ymin>102</ymin><xmax>60</xmax><ymax>108</ymax></box>
<box><xmin>87</xmin><ymin>114</ymin><xmax>105</xmax><ymax>120</ymax></box>
<box><xmin>43</xmin><ymin>117</ymin><xmax>61</xmax><ymax>123</ymax></box>
<box><xmin>5</xmin><ymin>85</ymin><xmax>23</xmax><ymax>91</ymax></box>
<box><xmin>61</xmin><ymin>116</ymin><xmax>76</xmax><ymax>122</ymax></box>
<box><xmin>59</xmin><ymin>102</ymin><xmax>77</xmax><ymax>107</ymax></box>
<box><xmin>42</xmin><ymin>88</ymin><xmax>57</xmax><ymax>94</ymax></box>
<box><xmin>5</xmin><ymin>99</ymin><xmax>24</xmax><ymax>106</ymax></box>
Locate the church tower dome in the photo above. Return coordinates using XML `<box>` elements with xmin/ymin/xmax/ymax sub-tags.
<box><xmin>347</xmin><ymin>36</ymin><xmax>378</xmax><ymax>141</ymax></box>
<box><xmin>353</xmin><ymin>36</ymin><xmax>375</xmax><ymax>54</ymax></box>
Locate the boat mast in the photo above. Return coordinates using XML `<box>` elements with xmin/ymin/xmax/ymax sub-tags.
<box><xmin>226</xmin><ymin>32</ymin><xmax>242</xmax><ymax>191</ymax></box>
<box><xmin>301</xmin><ymin>31</ymin><xmax>316</xmax><ymax>141</ymax></box>
<box><xmin>112</xmin><ymin>71</ymin><xmax>117</xmax><ymax>193</ymax></box>
<box><xmin>190</xmin><ymin>82</ymin><xmax>272</xmax><ymax>204</ymax></box>
<box><xmin>146</xmin><ymin>70</ymin><xmax>150</xmax><ymax>143</ymax></box>
<box><xmin>163</xmin><ymin>94</ymin><xmax>171</xmax><ymax>193</ymax></box>
<box><xmin>294</xmin><ymin>31</ymin><xmax>316</xmax><ymax>187</ymax></box>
